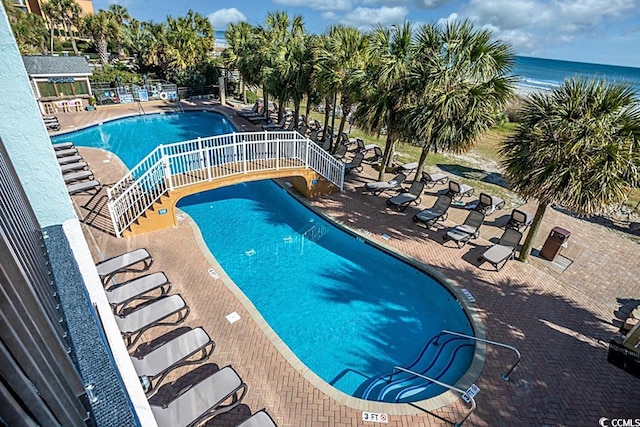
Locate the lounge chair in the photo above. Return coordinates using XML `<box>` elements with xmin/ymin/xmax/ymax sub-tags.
<box><xmin>352</xmin><ymin>138</ymin><xmax>377</xmax><ymax>154</ymax></box>
<box><xmin>365</xmin><ymin>146</ymin><xmax>383</xmax><ymax>163</ymax></box>
<box><xmin>443</xmin><ymin>210</ymin><xmax>485</xmax><ymax>248</ymax></box>
<box><xmin>475</xmin><ymin>192</ymin><xmax>505</xmax><ymax>215</ymax></box>
<box><xmin>262</xmin><ymin>116</ymin><xmax>287</xmax><ymax>130</ymax></box>
<box><xmin>321</xmin><ymin>136</ymin><xmax>333</xmax><ymax>151</ymax></box>
<box><xmin>386</xmin><ymin>181</ymin><xmax>425</xmax><ymax>212</ymax></box>
<box><xmin>505</xmin><ymin>209</ymin><xmax>534</xmax><ymax>231</ymax></box>
<box><xmin>344</xmin><ymin>152</ymin><xmax>364</xmax><ymax>175</ymax></box>
<box><xmin>55</xmin><ymin>148</ymin><xmax>78</xmax><ymax>158</ymax></box>
<box><xmin>62</xmin><ymin>170</ymin><xmax>94</xmax><ymax>184</ymax></box>
<box><xmin>52</xmin><ymin>142</ymin><xmax>74</xmax><ymax>151</ymax></box>
<box><xmin>95</xmin><ymin>248</ymin><xmax>154</xmax><ymax>286</ymax></box>
<box><xmin>67</xmin><ymin>180</ymin><xmax>101</xmax><ymax>195</ymax></box>
<box><xmin>395</xmin><ymin>162</ymin><xmax>418</xmax><ymax>174</ymax></box>
<box><xmin>364</xmin><ymin>173</ymin><xmax>406</xmax><ymax>196</ymax></box>
<box><xmin>131</xmin><ymin>327</ymin><xmax>215</xmax><ymax>394</ymax></box>
<box><xmin>412</xmin><ymin>194</ymin><xmax>452</xmax><ymax>228</ymax></box>
<box><xmin>237</xmin><ymin>102</ymin><xmax>259</xmax><ymax>116</ymax></box>
<box><xmin>420</xmin><ymin>171</ymin><xmax>449</xmax><ymax>188</ymax></box>
<box><xmin>105</xmin><ymin>271</ymin><xmax>172</xmax><ymax>314</ymax></box>
<box><xmin>332</xmin><ymin>143</ymin><xmax>348</xmax><ymax>160</ymax></box>
<box><xmin>43</xmin><ymin>116</ymin><xmax>60</xmax><ymax>131</ymax></box>
<box><xmin>114</xmin><ymin>294</ymin><xmax>190</xmax><ymax>348</ymax></box>
<box><xmin>478</xmin><ymin>228</ymin><xmax>523</xmax><ymax>271</ymax></box>
<box><xmin>150</xmin><ymin>366</ymin><xmax>248</xmax><ymax>427</ymax></box>
<box><xmin>446</xmin><ymin>180</ymin><xmax>475</xmax><ymax>201</ymax></box>
<box><xmin>237</xmin><ymin>410</ymin><xmax>278</xmax><ymax>427</ymax></box>
<box><xmin>60</xmin><ymin>161</ymin><xmax>88</xmax><ymax>173</ymax></box>
<box><xmin>57</xmin><ymin>155</ymin><xmax>83</xmax><ymax>165</ymax></box>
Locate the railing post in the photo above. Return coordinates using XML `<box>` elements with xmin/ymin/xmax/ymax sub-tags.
<box><xmin>305</xmin><ymin>138</ymin><xmax>310</xmax><ymax>169</ymax></box>
<box><xmin>161</xmin><ymin>145</ymin><xmax>173</xmax><ymax>191</ymax></box>
<box><xmin>242</xmin><ymin>134</ymin><xmax>247</xmax><ymax>174</ymax></box>
<box><xmin>203</xmin><ymin>138</ymin><xmax>212</xmax><ymax>181</ymax></box>
<box><xmin>107</xmin><ymin>200</ymin><xmax>121</xmax><ymax>238</ymax></box>
<box><xmin>276</xmin><ymin>132</ymin><xmax>280</xmax><ymax>170</ymax></box>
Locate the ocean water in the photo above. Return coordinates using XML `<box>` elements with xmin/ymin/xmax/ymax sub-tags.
<box><xmin>513</xmin><ymin>56</ymin><xmax>640</xmax><ymax>94</ymax></box>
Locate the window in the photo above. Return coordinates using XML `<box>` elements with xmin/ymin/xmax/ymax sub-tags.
<box><xmin>36</xmin><ymin>79</ymin><xmax>90</xmax><ymax>98</ymax></box>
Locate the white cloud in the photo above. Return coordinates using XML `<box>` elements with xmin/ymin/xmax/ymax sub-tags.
<box><xmin>208</xmin><ymin>8</ymin><xmax>246</xmax><ymax>29</ymax></box>
<box><xmin>339</xmin><ymin>6</ymin><xmax>409</xmax><ymax>29</ymax></box>
<box><xmin>273</xmin><ymin>0</ymin><xmax>352</xmax><ymax>11</ymax></box>
<box><xmin>414</xmin><ymin>0</ymin><xmax>456</xmax><ymax>8</ymax></box>
<box><xmin>460</xmin><ymin>0</ymin><xmax>637</xmax><ymax>55</ymax></box>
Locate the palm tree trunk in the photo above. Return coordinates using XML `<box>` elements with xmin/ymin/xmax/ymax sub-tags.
<box><xmin>293</xmin><ymin>100</ymin><xmax>301</xmax><ymax>131</ymax></box>
<box><xmin>304</xmin><ymin>94</ymin><xmax>311</xmax><ymax>123</ymax></box>
<box><xmin>262</xmin><ymin>86</ymin><xmax>269</xmax><ymax>120</ymax></box>
<box><xmin>519</xmin><ymin>201</ymin><xmax>548</xmax><ymax>262</ymax></box>
<box><xmin>50</xmin><ymin>27</ymin><xmax>54</xmax><ymax>53</ymax></box>
<box><xmin>322</xmin><ymin>97</ymin><xmax>331</xmax><ymax>137</ymax></box>
<box><xmin>98</xmin><ymin>37</ymin><xmax>109</xmax><ymax>65</ymax></box>
<box><xmin>377</xmin><ymin>134</ymin><xmax>395</xmax><ymax>181</ymax></box>
<box><xmin>415</xmin><ymin>143</ymin><xmax>431</xmax><ymax>179</ymax></box>
<box><xmin>334</xmin><ymin>100</ymin><xmax>350</xmax><ymax>152</ymax></box>
<box><xmin>64</xmin><ymin>22</ymin><xmax>79</xmax><ymax>55</ymax></box>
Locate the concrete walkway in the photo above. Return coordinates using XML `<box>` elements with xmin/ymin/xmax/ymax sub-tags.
<box><xmin>56</xmin><ymin>101</ymin><xmax>640</xmax><ymax>426</ymax></box>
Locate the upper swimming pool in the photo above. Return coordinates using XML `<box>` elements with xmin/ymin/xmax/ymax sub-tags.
<box><xmin>55</xmin><ymin>112</ymin><xmax>476</xmax><ymax>403</ymax></box>
<box><xmin>51</xmin><ymin>111</ymin><xmax>234</xmax><ymax>168</ymax></box>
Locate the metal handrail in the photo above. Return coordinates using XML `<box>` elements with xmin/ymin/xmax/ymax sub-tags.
<box><xmin>434</xmin><ymin>330</ymin><xmax>521</xmax><ymax>381</ymax></box>
<box><xmin>388</xmin><ymin>366</ymin><xmax>476</xmax><ymax>427</ymax></box>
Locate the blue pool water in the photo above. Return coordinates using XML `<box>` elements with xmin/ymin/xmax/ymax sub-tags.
<box><xmin>51</xmin><ymin>111</ymin><xmax>234</xmax><ymax>168</ymax></box>
<box><xmin>55</xmin><ymin>112</ymin><xmax>475</xmax><ymax>402</ymax></box>
<box><xmin>178</xmin><ymin>180</ymin><xmax>474</xmax><ymax>401</ymax></box>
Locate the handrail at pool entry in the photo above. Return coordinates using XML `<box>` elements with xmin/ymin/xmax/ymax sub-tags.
<box><xmin>388</xmin><ymin>366</ymin><xmax>476</xmax><ymax>426</ymax></box>
<box><xmin>434</xmin><ymin>330</ymin><xmax>521</xmax><ymax>381</ymax></box>
<box><xmin>107</xmin><ymin>131</ymin><xmax>345</xmax><ymax>237</ymax></box>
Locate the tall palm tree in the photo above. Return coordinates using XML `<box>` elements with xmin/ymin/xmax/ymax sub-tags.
<box><xmin>46</xmin><ymin>0</ymin><xmax>81</xmax><ymax>55</ymax></box>
<box><xmin>353</xmin><ymin>22</ymin><xmax>415</xmax><ymax>181</ymax></box>
<box><xmin>316</xmin><ymin>25</ymin><xmax>369</xmax><ymax>150</ymax></box>
<box><xmin>82</xmin><ymin>11</ymin><xmax>117</xmax><ymax>65</ymax></box>
<box><xmin>40</xmin><ymin>1</ymin><xmax>58</xmax><ymax>53</ymax></box>
<box><xmin>501</xmin><ymin>78</ymin><xmax>640</xmax><ymax>261</ymax></box>
<box><xmin>405</xmin><ymin>20</ymin><xmax>516</xmax><ymax>179</ymax></box>
<box><xmin>164</xmin><ymin>10</ymin><xmax>214</xmax><ymax>77</ymax></box>
<box><xmin>108</xmin><ymin>3</ymin><xmax>130</xmax><ymax>58</ymax></box>
<box><xmin>223</xmin><ymin>21</ymin><xmax>253</xmax><ymax>103</ymax></box>
<box><xmin>4</xmin><ymin>0</ymin><xmax>49</xmax><ymax>54</ymax></box>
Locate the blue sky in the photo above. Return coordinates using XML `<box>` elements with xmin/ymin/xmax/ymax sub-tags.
<box><xmin>95</xmin><ymin>0</ymin><xmax>640</xmax><ymax>68</ymax></box>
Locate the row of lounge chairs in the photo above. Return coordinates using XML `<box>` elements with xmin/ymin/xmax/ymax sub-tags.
<box><xmin>95</xmin><ymin>248</ymin><xmax>276</xmax><ymax>427</ymax></box>
<box><xmin>54</xmin><ymin>142</ymin><xmax>102</xmax><ymax>195</ymax></box>
<box><xmin>358</xmin><ymin>166</ymin><xmax>534</xmax><ymax>271</ymax></box>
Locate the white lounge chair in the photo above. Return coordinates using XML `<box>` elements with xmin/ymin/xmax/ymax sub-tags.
<box><xmin>105</xmin><ymin>271</ymin><xmax>171</xmax><ymax>313</ymax></box>
<box><xmin>413</xmin><ymin>194</ymin><xmax>452</xmax><ymax>228</ymax></box>
<box><xmin>60</xmin><ymin>161</ymin><xmax>88</xmax><ymax>173</ymax></box>
<box><xmin>420</xmin><ymin>171</ymin><xmax>449</xmax><ymax>188</ymax></box>
<box><xmin>52</xmin><ymin>142</ymin><xmax>74</xmax><ymax>151</ymax></box>
<box><xmin>150</xmin><ymin>366</ymin><xmax>248</xmax><ymax>427</ymax></box>
<box><xmin>96</xmin><ymin>248</ymin><xmax>154</xmax><ymax>286</ymax></box>
<box><xmin>446</xmin><ymin>180</ymin><xmax>475</xmax><ymax>201</ymax></box>
<box><xmin>55</xmin><ymin>148</ymin><xmax>78</xmax><ymax>158</ymax></box>
<box><xmin>67</xmin><ymin>180</ymin><xmax>101</xmax><ymax>195</ymax></box>
<box><xmin>478</xmin><ymin>228</ymin><xmax>523</xmax><ymax>271</ymax></box>
<box><xmin>364</xmin><ymin>173</ymin><xmax>407</xmax><ymax>196</ymax></box>
<box><xmin>131</xmin><ymin>327</ymin><xmax>215</xmax><ymax>394</ymax></box>
<box><xmin>63</xmin><ymin>170</ymin><xmax>94</xmax><ymax>184</ymax></box>
<box><xmin>57</xmin><ymin>155</ymin><xmax>83</xmax><ymax>165</ymax></box>
<box><xmin>237</xmin><ymin>410</ymin><xmax>278</xmax><ymax>427</ymax></box>
<box><xmin>386</xmin><ymin>181</ymin><xmax>425</xmax><ymax>212</ymax></box>
<box><xmin>505</xmin><ymin>209</ymin><xmax>534</xmax><ymax>231</ymax></box>
<box><xmin>114</xmin><ymin>294</ymin><xmax>190</xmax><ymax>348</ymax></box>
<box><xmin>443</xmin><ymin>210</ymin><xmax>485</xmax><ymax>248</ymax></box>
<box><xmin>475</xmin><ymin>192</ymin><xmax>505</xmax><ymax>215</ymax></box>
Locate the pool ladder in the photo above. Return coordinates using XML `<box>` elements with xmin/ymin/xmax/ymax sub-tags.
<box><xmin>377</xmin><ymin>330</ymin><xmax>521</xmax><ymax>426</ymax></box>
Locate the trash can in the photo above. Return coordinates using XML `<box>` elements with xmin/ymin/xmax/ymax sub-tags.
<box><xmin>539</xmin><ymin>227</ymin><xmax>571</xmax><ymax>261</ymax></box>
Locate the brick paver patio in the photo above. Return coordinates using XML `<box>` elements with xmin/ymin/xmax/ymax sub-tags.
<box><xmin>54</xmin><ymin>101</ymin><xmax>640</xmax><ymax>426</ymax></box>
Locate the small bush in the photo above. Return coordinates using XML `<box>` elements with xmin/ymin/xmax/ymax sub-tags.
<box><xmin>245</xmin><ymin>91</ymin><xmax>258</xmax><ymax>104</ymax></box>
<box><xmin>90</xmin><ymin>65</ymin><xmax>141</xmax><ymax>86</ymax></box>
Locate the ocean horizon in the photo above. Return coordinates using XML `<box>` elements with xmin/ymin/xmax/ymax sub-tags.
<box><xmin>214</xmin><ymin>30</ymin><xmax>640</xmax><ymax>95</ymax></box>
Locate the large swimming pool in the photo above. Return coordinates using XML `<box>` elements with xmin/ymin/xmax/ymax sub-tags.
<box><xmin>53</xmin><ymin>112</ymin><xmax>475</xmax><ymax>403</ymax></box>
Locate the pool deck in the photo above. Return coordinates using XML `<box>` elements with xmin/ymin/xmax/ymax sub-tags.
<box><xmin>56</xmin><ymin>100</ymin><xmax>640</xmax><ymax>426</ymax></box>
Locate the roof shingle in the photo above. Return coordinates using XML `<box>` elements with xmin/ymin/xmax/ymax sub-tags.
<box><xmin>22</xmin><ymin>55</ymin><xmax>92</xmax><ymax>76</ymax></box>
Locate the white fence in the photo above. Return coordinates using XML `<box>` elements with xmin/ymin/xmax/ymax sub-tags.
<box><xmin>107</xmin><ymin>131</ymin><xmax>345</xmax><ymax>237</ymax></box>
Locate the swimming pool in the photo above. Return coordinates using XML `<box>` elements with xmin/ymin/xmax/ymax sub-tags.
<box><xmin>55</xmin><ymin>112</ymin><xmax>476</xmax><ymax>403</ymax></box>
<box><xmin>178</xmin><ymin>180</ymin><xmax>475</xmax><ymax>402</ymax></box>
<box><xmin>51</xmin><ymin>111</ymin><xmax>234</xmax><ymax>168</ymax></box>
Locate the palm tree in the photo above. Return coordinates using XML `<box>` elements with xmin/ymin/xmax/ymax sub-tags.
<box><xmin>108</xmin><ymin>4</ymin><xmax>130</xmax><ymax>58</ymax></box>
<box><xmin>61</xmin><ymin>0</ymin><xmax>81</xmax><ymax>55</ymax></box>
<box><xmin>82</xmin><ymin>11</ymin><xmax>117</xmax><ymax>65</ymax></box>
<box><xmin>353</xmin><ymin>22</ymin><xmax>415</xmax><ymax>181</ymax></box>
<box><xmin>40</xmin><ymin>1</ymin><xmax>58</xmax><ymax>53</ymax></box>
<box><xmin>223</xmin><ymin>21</ymin><xmax>254</xmax><ymax>103</ymax></box>
<box><xmin>316</xmin><ymin>25</ymin><xmax>369</xmax><ymax>150</ymax></box>
<box><xmin>405</xmin><ymin>20</ymin><xmax>516</xmax><ymax>180</ymax></box>
<box><xmin>164</xmin><ymin>10</ymin><xmax>214</xmax><ymax>77</ymax></box>
<box><xmin>4</xmin><ymin>1</ymin><xmax>49</xmax><ymax>54</ymax></box>
<box><xmin>501</xmin><ymin>78</ymin><xmax>640</xmax><ymax>262</ymax></box>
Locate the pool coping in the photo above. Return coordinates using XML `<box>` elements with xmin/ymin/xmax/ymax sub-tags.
<box><xmin>179</xmin><ymin>180</ymin><xmax>487</xmax><ymax>416</ymax></box>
